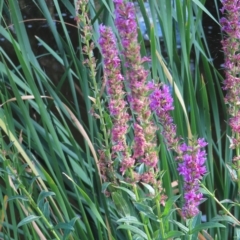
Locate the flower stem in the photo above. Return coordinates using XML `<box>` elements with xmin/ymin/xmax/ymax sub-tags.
<box><xmin>236</xmin><ymin>133</ymin><xmax>240</xmax><ymax>193</ymax></box>
<box><xmin>76</xmin><ymin>0</ymin><xmax>110</xmax><ymax>157</ymax></box>
<box><xmin>155</xmin><ymin>197</ymin><xmax>165</xmax><ymax>238</ymax></box>
<box><xmin>127</xmin><ymin>228</ymin><xmax>133</xmax><ymax>240</ymax></box>
<box><xmin>129</xmin><ymin>170</ymin><xmax>152</xmax><ymax>240</ymax></box>
<box><xmin>201</xmin><ymin>183</ymin><xmax>240</xmax><ymax>225</ymax></box>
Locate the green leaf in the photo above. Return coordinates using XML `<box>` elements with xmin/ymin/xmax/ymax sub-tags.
<box><xmin>192</xmin><ymin>0</ymin><xmax>219</xmax><ymax>26</ymax></box>
<box><xmin>42</xmin><ymin>201</ymin><xmax>51</xmax><ymax>222</ymax></box>
<box><xmin>71</xmin><ymin>160</ymin><xmax>93</xmax><ymax>187</ymax></box>
<box><xmin>103</xmin><ymin>111</ymin><xmax>112</xmax><ymax>130</ymax></box>
<box><xmin>117</xmin><ymin>216</ymin><xmax>143</xmax><ymax>226</ymax></box>
<box><xmin>171</xmin><ymin>220</ymin><xmax>189</xmax><ymax>233</ymax></box>
<box><xmin>211</xmin><ymin>215</ymin><xmax>240</xmax><ymax>226</ymax></box>
<box><xmin>133</xmin><ymin>235</ymin><xmax>144</xmax><ymax>240</ymax></box>
<box><xmin>140</xmin><ymin>182</ymin><xmax>155</xmax><ymax>195</ymax></box>
<box><xmin>236</xmin><ymin>227</ymin><xmax>240</xmax><ymax>240</ymax></box>
<box><xmin>189</xmin><ymin>222</ymin><xmax>225</xmax><ymax>234</ymax></box>
<box><xmin>133</xmin><ymin>202</ymin><xmax>159</xmax><ymax>222</ymax></box>
<box><xmin>8</xmin><ymin>196</ymin><xmax>29</xmax><ymax>202</ymax></box>
<box><xmin>112</xmin><ymin>192</ymin><xmax>130</xmax><ymax>217</ymax></box>
<box><xmin>54</xmin><ymin>218</ymin><xmax>78</xmax><ymax>231</ymax></box>
<box><xmin>112</xmin><ymin>185</ymin><xmax>136</xmax><ymax>201</ymax></box>
<box><xmin>55</xmin><ymin>221</ymin><xmax>75</xmax><ymax>240</ymax></box>
<box><xmin>163</xmin><ymin>230</ymin><xmax>185</xmax><ymax>239</ymax></box>
<box><xmin>37</xmin><ymin>190</ymin><xmax>56</xmax><ymax>207</ymax></box>
<box><xmin>53</xmin><ymin>216</ymin><xmax>79</xmax><ymax>238</ymax></box>
<box><xmin>150</xmin><ymin>25</ymin><xmax>157</xmax><ymax>79</ymax></box>
<box><xmin>63</xmin><ymin>173</ymin><xmax>106</xmax><ymax>229</ymax></box>
<box><xmin>220</xmin><ymin>199</ymin><xmax>236</xmax><ymax>205</ymax></box>
<box><xmin>161</xmin><ymin>195</ymin><xmax>180</xmax><ymax>217</ymax></box>
<box><xmin>101</xmin><ymin>182</ymin><xmax>111</xmax><ymax>193</ymax></box>
<box><xmin>17</xmin><ymin>215</ymin><xmax>41</xmax><ymax>228</ymax></box>
<box><xmin>117</xmin><ymin>224</ymin><xmax>148</xmax><ymax>240</ymax></box>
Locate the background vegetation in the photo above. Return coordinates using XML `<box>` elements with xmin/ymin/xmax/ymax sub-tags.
<box><xmin>0</xmin><ymin>0</ymin><xmax>237</xmax><ymax>239</ymax></box>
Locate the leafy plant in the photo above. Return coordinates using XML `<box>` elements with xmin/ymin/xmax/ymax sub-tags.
<box><xmin>0</xmin><ymin>0</ymin><xmax>238</xmax><ymax>239</ymax></box>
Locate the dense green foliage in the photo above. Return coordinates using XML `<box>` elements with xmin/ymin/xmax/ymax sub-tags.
<box><xmin>0</xmin><ymin>0</ymin><xmax>238</xmax><ymax>239</ymax></box>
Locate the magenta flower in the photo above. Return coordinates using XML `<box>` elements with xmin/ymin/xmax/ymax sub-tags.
<box><xmin>132</xmin><ymin>123</ymin><xmax>146</xmax><ymax>159</ymax></box>
<box><xmin>114</xmin><ymin>0</ymin><xmax>148</xmax><ymax>111</ymax></box>
<box><xmin>221</xmin><ymin>0</ymin><xmax>240</xmax><ymax>149</ymax></box>
<box><xmin>99</xmin><ymin>25</ymin><xmax>132</xmax><ymax>174</ymax></box>
<box><xmin>229</xmin><ymin>112</ymin><xmax>240</xmax><ymax>134</ymax></box>
<box><xmin>149</xmin><ymin>84</ymin><xmax>174</xmax><ymax>114</ymax></box>
<box><xmin>148</xmin><ymin>79</ymin><xmax>208</xmax><ymax>217</ymax></box>
<box><xmin>114</xmin><ymin>0</ymin><xmax>158</xmax><ymax>169</ymax></box>
<box><xmin>148</xmin><ymin>82</ymin><xmax>179</xmax><ymax>148</ymax></box>
<box><xmin>177</xmin><ymin>139</ymin><xmax>207</xmax><ymax>219</ymax></box>
<box><xmin>120</xmin><ymin>157</ymin><xmax>135</xmax><ymax>175</ymax></box>
<box><xmin>114</xmin><ymin>0</ymin><xmax>138</xmax><ymax>52</ymax></box>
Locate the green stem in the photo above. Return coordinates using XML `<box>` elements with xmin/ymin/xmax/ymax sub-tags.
<box><xmin>236</xmin><ymin>133</ymin><xmax>240</xmax><ymax>194</ymax></box>
<box><xmin>79</xmin><ymin>6</ymin><xmax>110</xmax><ymax>158</ymax></box>
<box><xmin>155</xmin><ymin>197</ymin><xmax>165</xmax><ymax>238</ymax></box>
<box><xmin>201</xmin><ymin>183</ymin><xmax>240</xmax><ymax>225</ymax></box>
<box><xmin>127</xmin><ymin>228</ymin><xmax>133</xmax><ymax>240</ymax></box>
<box><xmin>129</xmin><ymin>170</ymin><xmax>152</xmax><ymax>240</ymax></box>
<box><xmin>186</xmin><ymin>219</ymin><xmax>193</xmax><ymax>240</ymax></box>
<box><xmin>89</xmin><ymin>62</ymin><xmax>109</xmax><ymax>151</ymax></box>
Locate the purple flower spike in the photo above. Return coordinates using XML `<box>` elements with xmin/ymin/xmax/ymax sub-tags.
<box><xmin>99</xmin><ymin>25</ymin><xmax>130</xmax><ymax>169</ymax></box>
<box><xmin>114</xmin><ymin>0</ymin><xmax>158</xmax><ymax>170</ymax></box>
<box><xmin>221</xmin><ymin>0</ymin><xmax>240</xmax><ymax>149</ymax></box>
<box><xmin>177</xmin><ymin>139</ymin><xmax>207</xmax><ymax>219</ymax></box>
<box><xmin>147</xmin><ymin>81</ymin><xmax>207</xmax><ymax>218</ymax></box>
<box><xmin>148</xmin><ymin>83</ymin><xmax>178</xmax><ymax>147</ymax></box>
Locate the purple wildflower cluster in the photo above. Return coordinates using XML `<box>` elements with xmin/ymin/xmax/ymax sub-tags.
<box><xmin>148</xmin><ymin>82</ymin><xmax>178</xmax><ymax>147</ymax></box>
<box><xmin>99</xmin><ymin>0</ymin><xmax>159</xmax><ymax>188</ymax></box>
<box><xmin>114</xmin><ymin>0</ymin><xmax>158</xmax><ymax>170</ymax></box>
<box><xmin>148</xmin><ymin>81</ymin><xmax>208</xmax><ymax>218</ymax></box>
<box><xmin>220</xmin><ymin>0</ymin><xmax>240</xmax><ymax>147</ymax></box>
<box><xmin>99</xmin><ymin>25</ymin><xmax>134</xmax><ymax>175</ymax></box>
<box><xmin>114</xmin><ymin>0</ymin><xmax>150</xmax><ymax>118</ymax></box>
<box><xmin>176</xmin><ymin>139</ymin><xmax>207</xmax><ymax>218</ymax></box>
<box><xmin>98</xmin><ymin>0</ymin><xmax>207</xmax><ymax>218</ymax></box>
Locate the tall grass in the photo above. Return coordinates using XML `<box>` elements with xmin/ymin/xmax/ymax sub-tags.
<box><xmin>0</xmin><ymin>0</ymin><xmax>237</xmax><ymax>239</ymax></box>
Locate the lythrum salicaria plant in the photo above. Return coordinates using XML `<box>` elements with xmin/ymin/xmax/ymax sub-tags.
<box><xmin>217</xmin><ymin>1</ymin><xmax>240</xmax><ymax>235</ymax></box>
<box><xmin>98</xmin><ymin>0</ymin><xmax>209</xmax><ymax>238</ymax></box>
<box><xmin>221</xmin><ymin>0</ymin><xmax>240</xmax><ymax>190</ymax></box>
